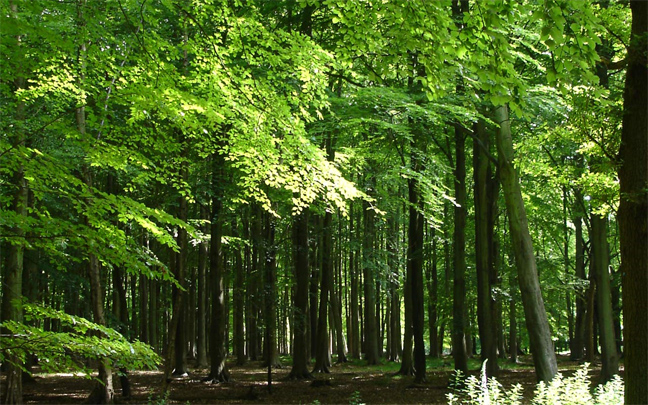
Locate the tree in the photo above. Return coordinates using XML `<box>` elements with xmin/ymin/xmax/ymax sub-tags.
<box><xmin>495</xmin><ymin>104</ymin><xmax>558</xmax><ymax>382</ymax></box>
<box><xmin>618</xmin><ymin>2</ymin><xmax>647</xmax><ymax>403</ymax></box>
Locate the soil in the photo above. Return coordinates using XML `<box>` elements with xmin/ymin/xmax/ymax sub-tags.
<box><xmin>12</xmin><ymin>355</ymin><xmax>615</xmax><ymax>404</ymax></box>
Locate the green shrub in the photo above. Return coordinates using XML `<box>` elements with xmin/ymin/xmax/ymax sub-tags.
<box><xmin>447</xmin><ymin>362</ymin><xmax>623</xmax><ymax>405</ymax></box>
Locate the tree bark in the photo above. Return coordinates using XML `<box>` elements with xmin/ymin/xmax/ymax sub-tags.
<box><xmin>591</xmin><ymin>215</ymin><xmax>619</xmax><ymax>382</ymax></box>
<box><xmin>452</xmin><ymin>124</ymin><xmax>469</xmax><ymax>375</ymax></box>
<box><xmin>408</xmin><ymin>174</ymin><xmax>426</xmax><ymax>382</ymax></box>
<box><xmin>362</xmin><ymin>196</ymin><xmax>380</xmax><ymax>365</ymax></box>
<box><xmin>313</xmin><ymin>210</ymin><xmax>333</xmax><ymax>373</ymax></box>
<box><xmin>427</xmin><ymin>227</ymin><xmax>439</xmax><ymax>358</ymax></box>
<box><xmin>196</xmin><ymin>204</ymin><xmax>209</xmax><ymax>368</ymax></box>
<box><xmin>473</xmin><ymin>119</ymin><xmax>498</xmax><ymax>377</ymax></box>
<box><xmin>571</xmin><ymin>190</ymin><xmax>586</xmax><ymax>360</ymax></box>
<box><xmin>263</xmin><ymin>213</ymin><xmax>282</xmax><ymax>369</ymax></box>
<box><xmin>618</xmin><ymin>2</ymin><xmax>647</xmax><ymax>403</ymax></box>
<box><xmin>494</xmin><ymin>104</ymin><xmax>557</xmax><ymax>382</ymax></box>
<box><xmin>349</xmin><ymin>204</ymin><xmax>361</xmax><ymax>360</ymax></box>
<box><xmin>206</xmin><ymin>155</ymin><xmax>230</xmax><ymax>383</ymax></box>
<box><xmin>289</xmin><ymin>208</ymin><xmax>313</xmax><ymax>379</ymax></box>
<box><xmin>388</xmin><ymin>216</ymin><xmax>402</xmax><ymax>362</ymax></box>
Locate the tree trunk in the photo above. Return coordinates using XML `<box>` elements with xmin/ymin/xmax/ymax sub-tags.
<box><xmin>571</xmin><ymin>190</ymin><xmax>586</xmax><ymax>360</ymax></box>
<box><xmin>362</xmin><ymin>196</ymin><xmax>380</xmax><ymax>365</ymax></box>
<box><xmin>397</xmin><ymin>270</ymin><xmax>415</xmax><ymax>376</ymax></box>
<box><xmin>172</xmin><ymin>165</ymin><xmax>189</xmax><ymax>376</ymax></box>
<box><xmin>196</xmin><ymin>205</ymin><xmax>209</xmax><ymax>368</ymax></box>
<box><xmin>289</xmin><ymin>208</ymin><xmax>313</xmax><ymax>379</ymax></box>
<box><xmin>508</xmin><ymin>271</ymin><xmax>517</xmax><ymax>364</ymax></box>
<box><xmin>388</xmin><ymin>216</ymin><xmax>402</xmax><ymax>361</ymax></box>
<box><xmin>349</xmin><ymin>204</ymin><xmax>361</xmax><ymax>360</ymax></box>
<box><xmin>618</xmin><ymin>2</ymin><xmax>647</xmax><ymax>403</ymax></box>
<box><xmin>591</xmin><ymin>215</ymin><xmax>619</xmax><ymax>382</ymax></box>
<box><xmin>473</xmin><ymin>119</ymin><xmax>498</xmax><ymax>377</ymax></box>
<box><xmin>452</xmin><ymin>124</ymin><xmax>469</xmax><ymax>375</ymax></box>
<box><xmin>313</xmin><ymin>210</ymin><xmax>332</xmax><ymax>373</ymax></box>
<box><xmin>408</xmin><ymin>173</ymin><xmax>426</xmax><ymax>382</ymax></box>
<box><xmin>495</xmin><ymin>104</ymin><xmax>557</xmax><ymax>382</ymax></box>
<box><xmin>207</xmin><ymin>155</ymin><xmax>230</xmax><ymax>383</ymax></box>
<box><xmin>427</xmin><ymin>227</ymin><xmax>439</xmax><ymax>358</ymax></box>
<box><xmin>263</xmin><ymin>213</ymin><xmax>282</xmax><ymax>369</ymax></box>
<box><xmin>232</xmin><ymin>219</ymin><xmax>246</xmax><ymax>365</ymax></box>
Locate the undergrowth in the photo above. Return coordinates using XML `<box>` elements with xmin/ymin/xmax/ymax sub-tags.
<box><xmin>447</xmin><ymin>361</ymin><xmax>623</xmax><ymax>405</ymax></box>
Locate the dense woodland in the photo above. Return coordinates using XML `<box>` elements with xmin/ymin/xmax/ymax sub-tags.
<box><xmin>0</xmin><ymin>0</ymin><xmax>646</xmax><ymax>404</ymax></box>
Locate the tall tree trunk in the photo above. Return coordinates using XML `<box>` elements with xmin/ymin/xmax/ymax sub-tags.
<box><xmin>452</xmin><ymin>124</ymin><xmax>469</xmax><ymax>375</ymax></box>
<box><xmin>473</xmin><ymin>120</ymin><xmax>498</xmax><ymax>377</ymax></box>
<box><xmin>247</xmin><ymin>205</ymin><xmax>261</xmax><ymax>361</ymax></box>
<box><xmin>571</xmin><ymin>190</ymin><xmax>586</xmax><ymax>360</ymax></box>
<box><xmin>232</xmin><ymin>219</ymin><xmax>246</xmax><ymax>365</ymax></box>
<box><xmin>362</xmin><ymin>195</ymin><xmax>380</xmax><ymax>365</ymax></box>
<box><xmin>313</xmin><ymin>210</ymin><xmax>332</xmax><ymax>373</ymax></box>
<box><xmin>408</xmin><ymin>173</ymin><xmax>426</xmax><ymax>382</ymax></box>
<box><xmin>331</xmin><ymin>267</ymin><xmax>348</xmax><ymax>363</ymax></box>
<box><xmin>427</xmin><ymin>227</ymin><xmax>439</xmax><ymax>358</ymax></box>
<box><xmin>397</xmin><ymin>269</ymin><xmax>415</xmax><ymax>376</ymax></box>
<box><xmin>618</xmin><ymin>2</ymin><xmax>647</xmax><ymax>403</ymax></box>
<box><xmin>349</xmin><ymin>204</ymin><xmax>361</xmax><ymax>360</ymax></box>
<box><xmin>196</xmin><ymin>205</ymin><xmax>209</xmax><ymax>368</ymax></box>
<box><xmin>263</xmin><ymin>213</ymin><xmax>282</xmax><ymax>368</ymax></box>
<box><xmin>206</xmin><ymin>155</ymin><xmax>230</xmax><ymax>383</ymax></box>
<box><xmin>388</xmin><ymin>216</ymin><xmax>402</xmax><ymax>361</ymax></box>
<box><xmin>494</xmin><ymin>105</ymin><xmax>557</xmax><ymax>382</ymax></box>
<box><xmin>289</xmin><ymin>208</ymin><xmax>312</xmax><ymax>379</ymax></box>
<box><xmin>591</xmin><ymin>215</ymin><xmax>619</xmax><ymax>382</ymax></box>
<box><xmin>150</xmin><ymin>277</ymin><xmax>159</xmax><ymax>352</ymax></box>
<box><xmin>309</xmin><ymin>216</ymin><xmax>320</xmax><ymax>360</ymax></box>
<box><xmin>508</xmin><ymin>271</ymin><xmax>518</xmax><ymax>364</ymax></box>
<box><xmin>172</xmin><ymin>165</ymin><xmax>189</xmax><ymax>376</ymax></box>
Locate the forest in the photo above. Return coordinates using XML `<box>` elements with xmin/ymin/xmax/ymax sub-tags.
<box><xmin>0</xmin><ymin>0</ymin><xmax>646</xmax><ymax>404</ymax></box>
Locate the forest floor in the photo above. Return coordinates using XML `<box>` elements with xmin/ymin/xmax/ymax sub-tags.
<box><xmin>16</xmin><ymin>354</ymin><xmax>618</xmax><ymax>404</ymax></box>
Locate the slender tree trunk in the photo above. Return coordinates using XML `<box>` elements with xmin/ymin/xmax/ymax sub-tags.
<box><xmin>313</xmin><ymin>210</ymin><xmax>332</xmax><ymax>373</ymax></box>
<box><xmin>618</xmin><ymin>2</ymin><xmax>647</xmax><ymax>403</ymax></box>
<box><xmin>428</xmin><ymin>227</ymin><xmax>439</xmax><ymax>358</ymax></box>
<box><xmin>508</xmin><ymin>271</ymin><xmax>518</xmax><ymax>364</ymax></box>
<box><xmin>591</xmin><ymin>216</ymin><xmax>619</xmax><ymax>382</ymax></box>
<box><xmin>206</xmin><ymin>155</ymin><xmax>230</xmax><ymax>383</ymax></box>
<box><xmin>349</xmin><ymin>204</ymin><xmax>361</xmax><ymax>360</ymax></box>
<box><xmin>397</xmin><ymin>270</ymin><xmax>415</xmax><ymax>375</ymax></box>
<box><xmin>263</xmin><ymin>213</ymin><xmax>282</xmax><ymax>369</ymax></box>
<box><xmin>408</xmin><ymin>173</ymin><xmax>426</xmax><ymax>382</ymax></box>
<box><xmin>452</xmin><ymin>124</ymin><xmax>469</xmax><ymax>375</ymax></box>
<box><xmin>388</xmin><ymin>216</ymin><xmax>402</xmax><ymax>361</ymax></box>
<box><xmin>585</xmin><ymin>270</ymin><xmax>597</xmax><ymax>363</ymax></box>
<box><xmin>331</xmin><ymin>270</ymin><xmax>348</xmax><ymax>363</ymax></box>
<box><xmin>473</xmin><ymin>120</ymin><xmax>498</xmax><ymax>376</ymax></box>
<box><xmin>571</xmin><ymin>190</ymin><xmax>586</xmax><ymax>360</ymax></box>
<box><xmin>309</xmin><ymin>216</ymin><xmax>320</xmax><ymax>360</ymax></box>
<box><xmin>362</xmin><ymin>196</ymin><xmax>380</xmax><ymax>365</ymax></box>
<box><xmin>495</xmin><ymin>105</ymin><xmax>557</xmax><ymax>382</ymax></box>
<box><xmin>196</xmin><ymin>205</ymin><xmax>209</xmax><ymax>368</ymax></box>
<box><xmin>289</xmin><ymin>208</ymin><xmax>313</xmax><ymax>379</ymax></box>
<box><xmin>172</xmin><ymin>164</ymin><xmax>189</xmax><ymax>376</ymax></box>
<box><xmin>232</xmin><ymin>219</ymin><xmax>246</xmax><ymax>365</ymax></box>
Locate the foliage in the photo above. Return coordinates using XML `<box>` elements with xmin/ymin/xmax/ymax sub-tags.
<box><xmin>447</xmin><ymin>363</ymin><xmax>624</xmax><ymax>405</ymax></box>
<box><xmin>0</xmin><ymin>302</ymin><xmax>160</xmax><ymax>377</ymax></box>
